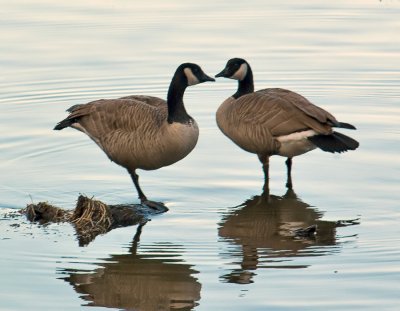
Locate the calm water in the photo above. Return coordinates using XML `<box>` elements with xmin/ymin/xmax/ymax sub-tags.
<box><xmin>1</xmin><ymin>0</ymin><xmax>400</xmax><ymax>310</ymax></box>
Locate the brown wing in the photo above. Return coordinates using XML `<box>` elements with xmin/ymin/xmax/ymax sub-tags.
<box><xmin>256</xmin><ymin>88</ymin><xmax>339</xmax><ymax>128</ymax></box>
<box><xmin>118</xmin><ymin>95</ymin><xmax>166</xmax><ymax>109</ymax></box>
<box><xmin>66</xmin><ymin>98</ymin><xmax>167</xmax><ymax>139</ymax></box>
<box><xmin>62</xmin><ymin>98</ymin><xmax>169</xmax><ymax>168</ymax></box>
<box><xmin>233</xmin><ymin>88</ymin><xmax>335</xmax><ymax>136</ymax></box>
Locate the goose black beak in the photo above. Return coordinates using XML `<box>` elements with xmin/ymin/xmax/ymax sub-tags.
<box><xmin>215</xmin><ymin>69</ymin><xmax>227</xmax><ymax>78</ymax></box>
<box><xmin>201</xmin><ymin>73</ymin><xmax>215</xmax><ymax>82</ymax></box>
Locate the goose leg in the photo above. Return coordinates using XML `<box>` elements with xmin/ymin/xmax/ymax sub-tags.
<box><xmin>128</xmin><ymin>169</ymin><xmax>168</xmax><ymax>213</ymax></box>
<box><xmin>258</xmin><ymin>155</ymin><xmax>270</xmax><ymax>195</ymax></box>
<box><xmin>129</xmin><ymin>169</ymin><xmax>147</xmax><ymax>202</ymax></box>
<box><xmin>285</xmin><ymin>157</ymin><xmax>293</xmax><ymax>189</ymax></box>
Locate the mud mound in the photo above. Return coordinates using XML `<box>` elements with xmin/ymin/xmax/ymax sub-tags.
<box><xmin>22</xmin><ymin>195</ymin><xmax>163</xmax><ymax>246</ymax></box>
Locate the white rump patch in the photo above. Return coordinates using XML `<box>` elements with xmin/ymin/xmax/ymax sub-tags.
<box><xmin>276</xmin><ymin>130</ymin><xmax>317</xmax><ymax>157</ymax></box>
<box><xmin>277</xmin><ymin>130</ymin><xmax>317</xmax><ymax>143</ymax></box>
<box><xmin>184</xmin><ymin>68</ymin><xmax>200</xmax><ymax>86</ymax></box>
<box><xmin>231</xmin><ymin>63</ymin><xmax>248</xmax><ymax>81</ymax></box>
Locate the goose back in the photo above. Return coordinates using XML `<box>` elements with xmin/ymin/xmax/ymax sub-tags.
<box><xmin>256</xmin><ymin>88</ymin><xmax>339</xmax><ymax>127</ymax></box>
<box><xmin>119</xmin><ymin>95</ymin><xmax>166</xmax><ymax>108</ymax></box>
<box><xmin>68</xmin><ymin>98</ymin><xmax>199</xmax><ymax>170</ymax></box>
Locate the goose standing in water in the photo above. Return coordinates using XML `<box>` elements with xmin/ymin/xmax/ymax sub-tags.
<box><xmin>215</xmin><ymin>58</ymin><xmax>359</xmax><ymax>192</ymax></box>
<box><xmin>54</xmin><ymin>63</ymin><xmax>214</xmax><ymax>210</ymax></box>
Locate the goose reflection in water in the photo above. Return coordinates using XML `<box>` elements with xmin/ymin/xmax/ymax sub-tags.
<box><xmin>218</xmin><ymin>189</ymin><xmax>359</xmax><ymax>284</ymax></box>
<box><xmin>60</xmin><ymin>224</ymin><xmax>201</xmax><ymax>310</ymax></box>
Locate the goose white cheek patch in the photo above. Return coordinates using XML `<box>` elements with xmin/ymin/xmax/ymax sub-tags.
<box><xmin>184</xmin><ymin>68</ymin><xmax>200</xmax><ymax>86</ymax></box>
<box><xmin>231</xmin><ymin>63</ymin><xmax>248</xmax><ymax>81</ymax></box>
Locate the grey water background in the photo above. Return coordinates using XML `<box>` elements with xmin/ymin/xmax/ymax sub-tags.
<box><xmin>0</xmin><ymin>1</ymin><xmax>399</xmax><ymax>310</ymax></box>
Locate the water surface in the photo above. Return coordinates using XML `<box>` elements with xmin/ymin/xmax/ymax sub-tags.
<box><xmin>1</xmin><ymin>1</ymin><xmax>400</xmax><ymax>310</ymax></box>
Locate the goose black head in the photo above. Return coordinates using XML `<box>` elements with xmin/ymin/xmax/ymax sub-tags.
<box><xmin>177</xmin><ymin>63</ymin><xmax>215</xmax><ymax>86</ymax></box>
<box><xmin>215</xmin><ymin>58</ymin><xmax>249</xmax><ymax>81</ymax></box>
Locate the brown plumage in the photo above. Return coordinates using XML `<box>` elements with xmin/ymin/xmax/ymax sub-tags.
<box><xmin>60</xmin><ymin>97</ymin><xmax>194</xmax><ymax>171</ymax></box>
<box><xmin>215</xmin><ymin>58</ymin><xmax>359</xmax><ymax>191</ymax></box>
<box><xmin>54</xmin><ymin>63</ymin><xmax>214</xmax><ymax>209</ymax></box>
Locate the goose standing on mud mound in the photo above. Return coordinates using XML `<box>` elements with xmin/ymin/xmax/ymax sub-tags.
<box><xmin>54</xmin><ymin>63</ymin><xmax>215</xmax><ymax>210</ymax></box>
<box><xmin>215</xmin><ymin>58</ymin><xmax>359</xmax><ymax>192</ymax></box>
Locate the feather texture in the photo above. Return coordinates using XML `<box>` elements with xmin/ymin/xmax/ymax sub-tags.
<box><xmin>56</xmin><ymin>97</ymin><xmax>198</xmax><ymax>171</ymax></box>
<box><xmin>308</xmin><ymin>131</ymin><xmax>359</xmax><ymax>153</ymax></box>
<box><xmin>217</xmin><ymin>87</ymin><xmax>358</xmax><ymax>157</ymax></box>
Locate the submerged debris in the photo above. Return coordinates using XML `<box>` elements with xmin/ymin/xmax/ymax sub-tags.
<box><xmin>293</xmin><ymin>225</ymin><xmax>317</xmax><ymax>238</ymax></box>
<box><xmin>25</xmin><ymin>201</ymin><xmax>70</xmax><ymax>223</ymax></box>
<box><xmin>22</xmin><ymin>195</ymin><xmax>162</xmax><ymax>246</ymax></box>
<box><xmin>335</xmin><ymin>218</ymin><xmax>360</xmax><ymax>227</ymax></box>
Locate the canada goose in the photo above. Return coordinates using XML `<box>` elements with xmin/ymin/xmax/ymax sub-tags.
<box><xmin>54</xmin><ymin>63</ymin><xmax>214</xmax><ymax>210</ymax></box>
<box><xmin>215</xmin><ymin>58</ymin><xmax>359</xmax><ymax>191</ymax></box>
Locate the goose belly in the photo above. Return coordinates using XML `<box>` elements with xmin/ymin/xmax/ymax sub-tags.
<box><xmin>276</xmin><ymin>130</ymin><xmax>317</xmax><ymax>158</ymax></box>
<box><xmin>221</xmin><ymin>128</ymin><xmax>268</xmax><ymax>154</ymax></box>
<box><xmin>147</xmin><ymin>121</ymin><xmax>199</xmax><ymax>170</ymax></box>
<box><xmin>104</xmin><ymin>122</ymin><xmax>199</xmax><ymax>171</ymax></box>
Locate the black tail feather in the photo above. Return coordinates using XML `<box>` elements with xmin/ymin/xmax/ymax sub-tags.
<box><xmin>55</xmin><ymin>104</ymin><xmax>84</xmax><ymax>130</ymax></box>
<box><xmin>66</xmin><ymin>104</ymin><xmax>84</xmax><ymax>113</ymax></box>
<box><xmin>337</xmin><ymin>122</ymin><xmax>356</xmax><ymax>130</ymax></box>
<box><xmin>53</xmin><ymin>118</ymin><xmax>74</xmax><ymax>130</ymax></box>
<box><xmin>308</xmin><ymin>131</ymin><xmax>359</xmax><ymax>153</ymax></box>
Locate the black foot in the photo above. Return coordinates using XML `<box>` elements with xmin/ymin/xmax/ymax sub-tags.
<box><xmin>285</xmin><ymin>180</ymin><xmax>293</xmax><ymax>189</ymax></box>
<box><xmin>141</xmin><ymin>200</ymin><xmax>169</xmax><ymax>213</ymax></box>
<box><xmin>293</xmin><ymin>225</ymin><xmax>317</xmax><ymax>238</ymax></box>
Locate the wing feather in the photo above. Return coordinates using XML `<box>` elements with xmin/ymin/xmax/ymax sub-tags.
<box><xmin>234</xmin><ymin>89</ymin><xmax>334</xmax><ymax>136</ymax></box>
<box><xmin>65</xmin><ymin>98</ymin><xmax>167</xmax><ymax>163</ymax></box>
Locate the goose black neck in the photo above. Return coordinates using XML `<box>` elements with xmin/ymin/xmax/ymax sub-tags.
<box><xmin>167</xmin><ymin>74</ymin><xmax>192</xmax><ymax>124</ymax></box>
<box><xmin>233</xmin><ymin>66</ymin><xmax>254</xmax><ymax>99</ymax></box>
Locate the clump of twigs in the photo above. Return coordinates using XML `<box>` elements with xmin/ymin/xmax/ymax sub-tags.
<box><xmin>70</xmin><ymin>196</ymin><xmax>114</xmax><ymax>246</ymax></box>
<box><xmin>22</xmin><ymin>195</ymin><xmax>155</xmax><ymax>246</ymax></box>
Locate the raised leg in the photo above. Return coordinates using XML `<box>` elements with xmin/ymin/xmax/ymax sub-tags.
<box><xmin>285</xmin><ymin>157</ymin><xmax>293</xmax><ymax>189</ymax></box>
